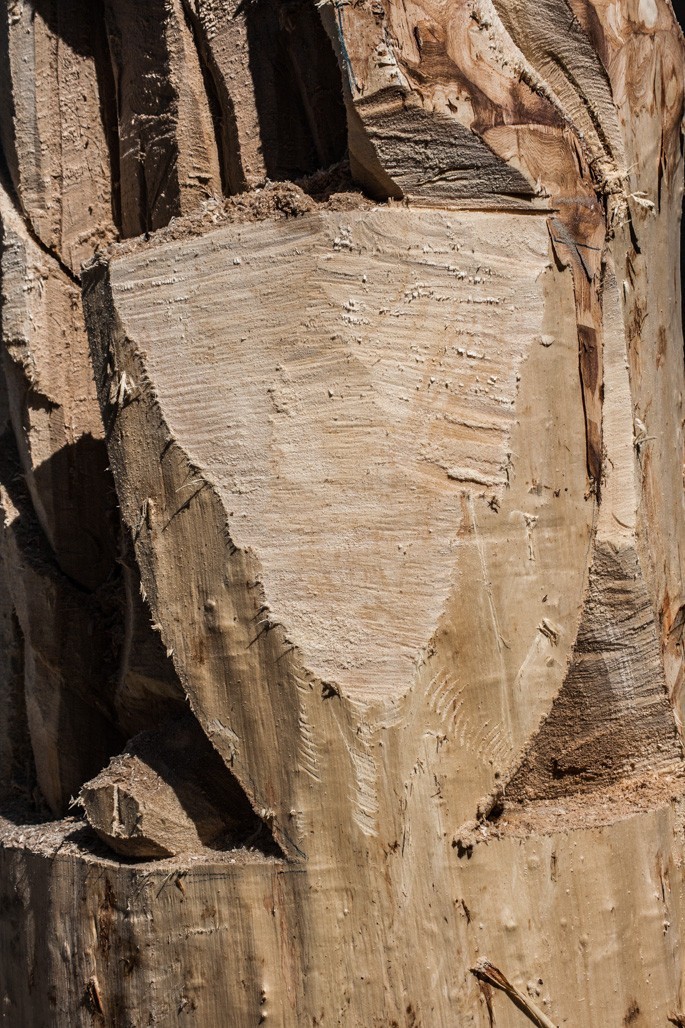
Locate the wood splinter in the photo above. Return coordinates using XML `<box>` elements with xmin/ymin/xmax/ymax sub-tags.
<box><xmin>471</xmin><ymin>959</ymin><xmax>557</xmax><ymax>1028</ymax></box>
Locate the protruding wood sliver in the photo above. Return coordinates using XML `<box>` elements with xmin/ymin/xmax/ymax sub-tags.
<box><xmin>472</xmin><ymin>958</ymin><xmax>558</xmax><ymax>1028</ymax></box>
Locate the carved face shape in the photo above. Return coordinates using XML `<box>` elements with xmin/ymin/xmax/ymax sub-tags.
<box><xmin>110</xmin><ymin>207</ymin><xmax>554</xmax><ymax>705</ymax></box>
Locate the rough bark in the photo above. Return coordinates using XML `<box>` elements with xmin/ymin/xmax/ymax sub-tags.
<box><xmin>1</xmin><ymin>0</ymin><xmax>685</xmax><ymax>1025</ymax></box>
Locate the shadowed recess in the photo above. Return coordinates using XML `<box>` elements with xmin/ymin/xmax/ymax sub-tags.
<box><xmin>245</xmin><ymin>0</ymin><xmax>348</xmax><ymax>181</ymax></box>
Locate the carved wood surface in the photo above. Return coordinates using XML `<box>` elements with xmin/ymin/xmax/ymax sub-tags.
<box><xmin>0</xmin><ymin>0</ymin><xmax>684</xmax><ymax>1024</ymax></box>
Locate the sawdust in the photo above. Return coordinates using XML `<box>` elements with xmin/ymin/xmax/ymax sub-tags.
<box><xmin>479</xmin><ymin>768</ymin><xmax>685</xmax><ymax>841</ymax></box>
<box><xmin>99</xmin><ymin>166</ymin><xmax>376</xmax><ymax>261</ymax></box>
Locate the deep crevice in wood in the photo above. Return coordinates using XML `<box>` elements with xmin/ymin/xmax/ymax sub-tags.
<box><xmin>244</xmin><ymin>0</ymin><xmax>348</xmax><ymax>182</ymax></box>
<box><xmin>90</xmin><ymin>0</ymin><xmax>123</xmax><ymax>237</ymax></box>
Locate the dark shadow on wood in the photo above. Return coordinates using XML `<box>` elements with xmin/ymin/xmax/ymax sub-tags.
<box><xmin>244</xmin><ymin>0</ymin><xmax>348</xmax><ymax>181</ymax></box>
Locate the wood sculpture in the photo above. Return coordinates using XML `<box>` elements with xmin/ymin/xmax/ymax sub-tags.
<box><xmin>0</xmin><ymin>0</ymin><xmax>684</xmax><ymax>1023</ymax></box>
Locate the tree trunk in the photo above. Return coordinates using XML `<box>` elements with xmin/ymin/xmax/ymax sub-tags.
<box><xmin>1</xmin><ymin>0</ymin><xmax>685</xmax><ymax>1024</ymax></box>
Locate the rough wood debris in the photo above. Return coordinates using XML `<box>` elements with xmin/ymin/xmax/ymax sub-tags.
<box><xmin>1</xmin><ymin>0</ymin><xmax>684</xmax><ymax>1024</ymax></box>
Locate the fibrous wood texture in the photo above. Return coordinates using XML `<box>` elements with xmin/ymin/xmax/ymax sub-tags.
<box><xmin>1</xmin><ymin>0</ymin><xmax>685</xmax><ymax>1025</ymax></box>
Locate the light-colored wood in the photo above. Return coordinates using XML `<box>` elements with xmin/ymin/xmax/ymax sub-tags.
<box><xmin>1</xmin><ymin>0</ymin><xmax>684</xmax><ymax>1024</ymax></box>
<box><xmin>84</xmin><ymin>205</ymin><xmax>594</xmax><ymax>851</ymax></box>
